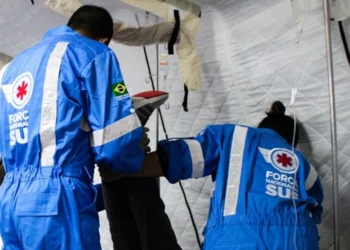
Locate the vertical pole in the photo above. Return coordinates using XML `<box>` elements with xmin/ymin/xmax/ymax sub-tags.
<box><xmin>322</xmin><ymin>1</ymin><xmax>340</xmax><ymax>249</ymax></box>
<box><xmin>156</xmin><ymin>30</ymin><xmax>160</xmax><ymax>144</ymax></box>
<box><xmin>156</xmin><ymin>16</ymin><xmax>160</xmax><ymax>190</ymax></box>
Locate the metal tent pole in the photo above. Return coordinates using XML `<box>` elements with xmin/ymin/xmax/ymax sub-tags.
<box><xmin>156</xmin><ymin>45</ymin><xmax>160</xmax><ymax>189</ymax></box>
<box><xmin>156</xmin><ymin>29</ymin><xmax>160</xmax><ymax>146</ymax></box>
<box><xmin>156</xmin><ymin>16</ymin><xmax>160</xmax><ymax>189</ymax></box>
<box><xmin>322</xmin><ymin>0</ymin><xmax>340</xmax><ymax>249</ymax></box>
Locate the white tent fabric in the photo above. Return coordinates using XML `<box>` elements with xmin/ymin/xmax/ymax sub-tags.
<box><xmin>1</xmin><ymin>0</ymin><xmax>350</xmax><ymax>250</ymax></box>
<box><xmin>43</xmin><ymin>0</ymin><xmax>202</xmax><ymax>90</ymax></box>
<box><xmin>42</xmin><ymin>0</ymin><xmax>178</xmax><ymax>47</ymax></box>
<box><xmin>119</xmin><ymin>0</ymin><xmax>202</xmax><ymax>90</ymax></box>
<box><xmin>0</xmin><ymin>53</ymin><xmax>12</xmax><ymax>69</ymax></box>
<box><xmin>331</xmin><ymin>0</ymin><xmax>350</xmax><ymax>21</ymax></box>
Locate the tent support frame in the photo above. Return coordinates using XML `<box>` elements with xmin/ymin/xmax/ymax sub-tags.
<box><xmin>322</xmin><ymin>0</ymin><xmax>340</xmax><ymax>249</ymax></box>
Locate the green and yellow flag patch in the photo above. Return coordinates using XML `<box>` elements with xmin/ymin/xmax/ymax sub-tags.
<box><xmin>112</xmin><ymin>81</ymin><xmax>129</xmax><ymax>98</ymax></box>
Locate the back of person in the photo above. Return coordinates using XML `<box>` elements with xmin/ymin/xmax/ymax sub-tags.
<box><xmin>0</xmin><ymin>5</ymin><xmax>145</xmax><ymax>250</ymax></box>
<box><xmin>156</xmin><ymin>101</ymin><xmax>323</xmax><ymax>250</ymax></box>
<box><xmin>202</xmin><ymin>125</ymin><xmax>322</xmax><ymax>250</ymax></box>
<box><xmin>0</xmin><ymin>25</ymin><xmax>107</xmax><ymax>250</ymax></box>
<box><xmin>0</xmin><ymin>26</ymin><xmax>106</xmax><ymax>174</ymax></box>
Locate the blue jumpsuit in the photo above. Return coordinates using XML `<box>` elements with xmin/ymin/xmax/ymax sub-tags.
<box><xmin>0</xmin><ymin>26</ymin><xmax>144</xmax><ymax>250</ymax></box>
<box><xmin>158</xmin><ymin>124</ymin><xmax>323</xmax><ymax>250</ymax></box>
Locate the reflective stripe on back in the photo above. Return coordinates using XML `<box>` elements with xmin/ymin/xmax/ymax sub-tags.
<box><xmin>223</xmin><ymin>125</ymin><xmax>248</xmax><ymax>216</ymax></box>
<box><xmin>40</xmin><ymin>42</ymin><xmax>69</xmax><ymax>167</ymax></box>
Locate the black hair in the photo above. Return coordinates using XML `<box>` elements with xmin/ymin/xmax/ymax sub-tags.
<box><xmin>67</xmin><ymin>5</ymin><xmax>114</xmax><ymax>41</ymax></box>
<box><xmin>258</xmin><ymin>101</ymin><xmax>299</xmax><ymax>147</ymax></box>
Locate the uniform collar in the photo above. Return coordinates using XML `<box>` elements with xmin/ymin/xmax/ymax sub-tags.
<box><xmin>43</xmin><ymin>25</ymin><xmax>81</xmax><ymax>40</ymax></box>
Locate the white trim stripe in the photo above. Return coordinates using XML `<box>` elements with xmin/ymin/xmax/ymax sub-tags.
<box><xmin>305</xmin><ymin>164</ymin><xmax>318</xmax><ymax>190</ymax></box>
<box><xmin>90</xmin><ymin>113</ymin><xmax>141</xmax><ymax>147</ymax></box>
<box><xmin>40</xmin><ymin>42</ymin><xmax>69</xmax><ymax>167</ymax></box>
<box><xmin>223</xmin><ymin>125</ymin><xmax>248</xmax><ymax>216</ymax></box>
<box><xmin>183</xmin><ymin>139</ymin><xmax>205</xmax><ymax>178</ymax></box>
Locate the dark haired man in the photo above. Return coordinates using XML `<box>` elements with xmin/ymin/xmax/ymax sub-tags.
<box><xmin>0</xmin><ymin>5</ymin><xmax>149</xmax><ymax>250</ymax></box>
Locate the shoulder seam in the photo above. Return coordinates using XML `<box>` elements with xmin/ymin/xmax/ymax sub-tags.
<box><xmin>79</xmin><ymin>49</ymin><xmax>112</xmax><ymax>78</ymax></box>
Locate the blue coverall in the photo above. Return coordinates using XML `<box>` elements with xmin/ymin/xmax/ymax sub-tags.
<box><xmin>158</xmin><ymin>124</ymin><xmax>324</xmax><ymax>250</ymax></box>
<box><xmin>0</xmin><ymin>26</ymin><xmax>144</xmax><ymax>250</ymax></box>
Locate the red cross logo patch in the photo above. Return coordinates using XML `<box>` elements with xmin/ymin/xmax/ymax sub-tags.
<box><xmin>269</xmin><ymin>148</ymin><xmax>299</xmax><ymax>174</ymax></box>
<box><xmin>10</xmin><ymin>72</ymin><xmax>34</xmax><ymax>110</ymax></box>
<box><xmin>16</xmin><ymin>81</ymin><xmax>28</xmax><ymax>101</ymax></box>
<box><xmin>276</xmin><ymin>153</ymin><xmax>293</xmax><ymax>167</ymax></box>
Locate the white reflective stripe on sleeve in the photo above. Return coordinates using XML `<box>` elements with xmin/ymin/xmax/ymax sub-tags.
<box><xmin>90</xmin><ymin>112</ymin><xmax>141</xmax><ymax>147</ymax></box>
<box><xmin>40</xmin><ymin>42</ymin><xmax>69</xmax><ymax>167</ymax></box>
<box><xmin>305</xmin><ymin>164</ymin><xmax>318</xmax><ymax>190</ymax></box>
<box><xmin>223</xmin><ymin>125</ymin><xmax>248</xmax><ymax>216</ymax></box>
<box><xmin>183</xmin><ymin>139</ymin><xmax>204</xmax><ymax>178</ymax></box>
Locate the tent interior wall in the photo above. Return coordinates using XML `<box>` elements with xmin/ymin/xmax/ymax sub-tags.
<box><xmin>0</xmin><ymin>0</ymin><xmax>350</xmax><ymax>249</ymax></box>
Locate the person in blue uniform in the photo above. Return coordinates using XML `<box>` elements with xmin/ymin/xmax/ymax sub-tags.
<box><xmin>156</xmin><ymin>100</ymin><xmax>324</xmax><ymax>249</ymax></box>
<box><xmin>0</xmin><ymin>5</ymin><xmax>151</xmax><ymax>250</ymax></box>
<box><xmin>124</xmin><ymin>100</ymin><xmax>323</xmax><ymax>250</ymax></box>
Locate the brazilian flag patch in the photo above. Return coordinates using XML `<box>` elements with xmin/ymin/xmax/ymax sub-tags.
<box><xmin>112</xmin><ymin>81</ymin><xmax>129</xmax><ymax>99</ymax></box>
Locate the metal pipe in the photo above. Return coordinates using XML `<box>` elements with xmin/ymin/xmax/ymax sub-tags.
<box><xmin>322</xmin><ymin>0</ymin><xmax>340</xmax><ymax>249</ymax></box>
<box><xmin>156</xmin><ymin>16</ymin><xmax>160</xmax><ymax>189</ymax></box>
<box><xmin>156</xmin><ymin>24</ymin><xmax>160</xmax><ymax>144</ymax></box>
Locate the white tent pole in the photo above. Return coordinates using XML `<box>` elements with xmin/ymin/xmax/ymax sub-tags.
<box><xmin>322</xmin><ymin>0</ymin><xmax>340</xmax><ymax>249</ymax></box>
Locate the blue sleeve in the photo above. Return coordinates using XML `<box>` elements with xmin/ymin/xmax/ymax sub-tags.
<box><xmin>157</xmin><ymin>126</ymin><xmax>220</xmax><ymax>184</ymax></box>
<box><xmin>307</xmin><ymin>178</ymin><xmax>323</xmax><ymax>224</ymax></box>
<box><xmin>81</xmin><ymin>50</ymin><xmax>144</xmax><ymax>173</ymax></box>
<box><xmin>304</xmin><ymin>162</ymin><xmax>324</xmax><ymax>224</ymax></box>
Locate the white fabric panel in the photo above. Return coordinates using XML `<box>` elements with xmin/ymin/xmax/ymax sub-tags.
<box><xmin>331</xmin><ymin>0</ymin><xmax>350</xmax><ymax>21</ymax></box>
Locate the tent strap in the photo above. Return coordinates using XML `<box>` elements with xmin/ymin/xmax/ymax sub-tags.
<box><xmin>337</xmin><ymin>21</ymin><xmax>350</xmax><ymax>66</ymax></box>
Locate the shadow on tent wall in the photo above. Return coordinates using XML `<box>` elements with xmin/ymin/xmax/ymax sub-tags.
<box><xmin>297</xmin><ymin>122</ymin><xmax>313</xmax><ymax>156</ymax></box>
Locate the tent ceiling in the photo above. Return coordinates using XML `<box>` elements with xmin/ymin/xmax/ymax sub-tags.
<box><xmin>0</xmin><ymin>0</ymin><xmax>161</xmax><ymax>56</ymax></box>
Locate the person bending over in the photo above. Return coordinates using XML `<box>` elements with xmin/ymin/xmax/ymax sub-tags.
<box><xmin>120</xmin><ymin>101</ymin><xmax>324</xmax><ymax>250</ymax></box>
<box><xmin>0</xmin><ymin>5</ymin><xmax>151</xmax><ymax>250</ymax></box>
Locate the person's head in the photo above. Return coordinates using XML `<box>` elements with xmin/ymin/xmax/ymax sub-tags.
<box><xmin>258</xmin><ymin>101</ymin><xmax>299</xmax><ymax>147</ymax></box>
<box><xmin>67</xmin><ymin>5</ymin><xmax>113</xmax><ymax>46</ymax></box>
